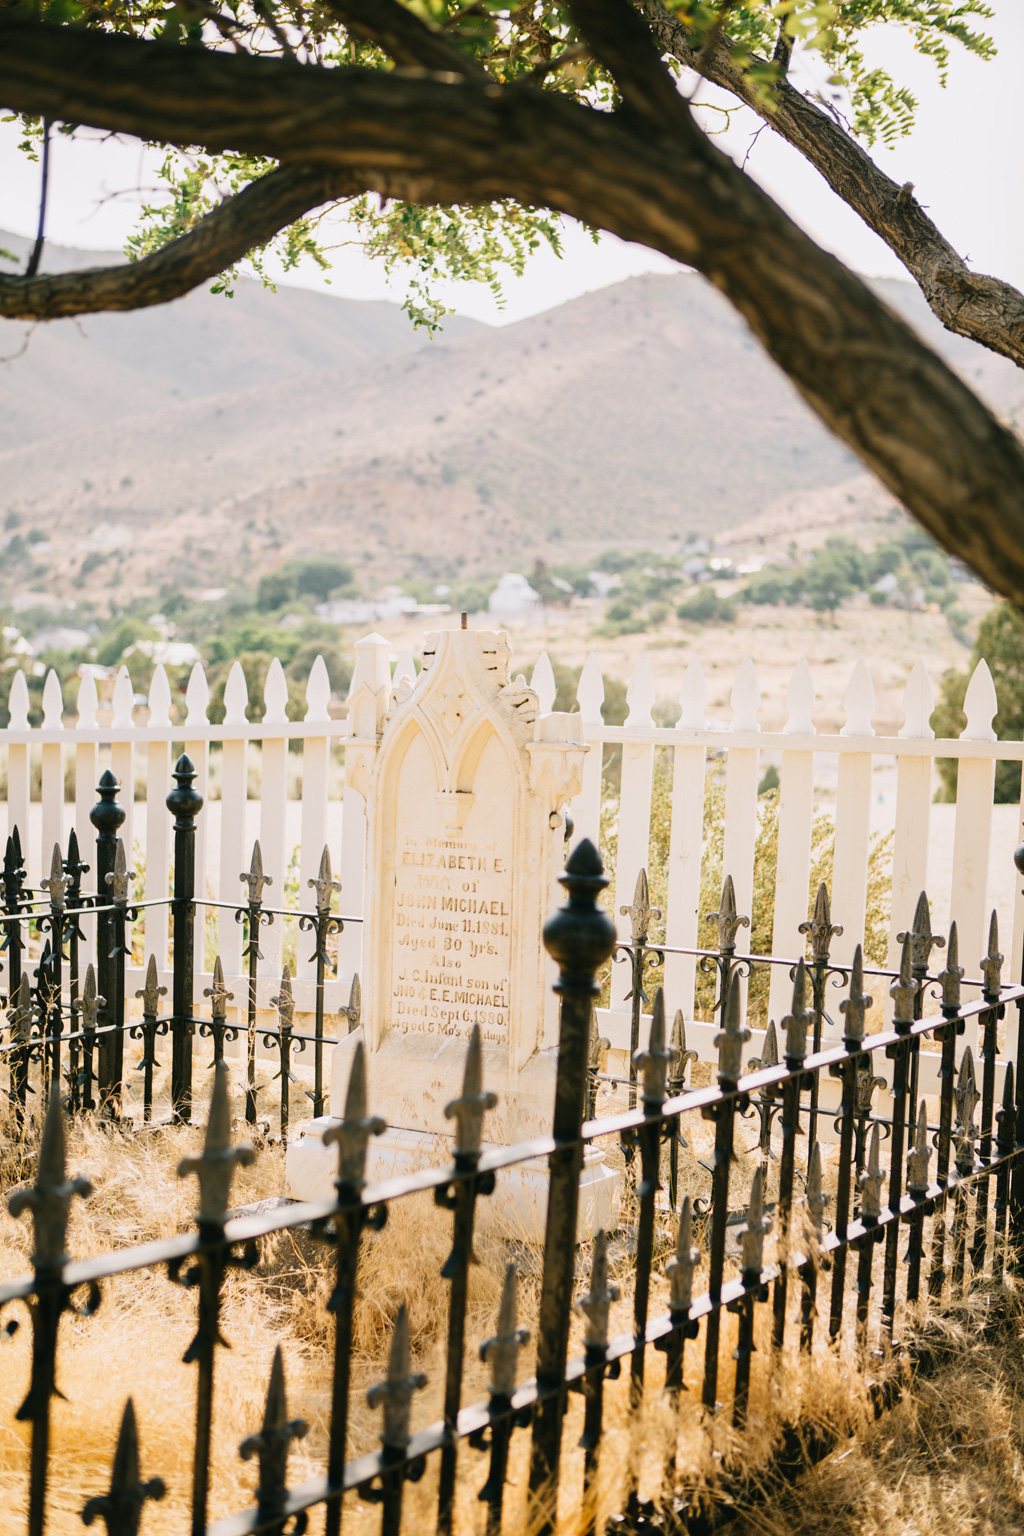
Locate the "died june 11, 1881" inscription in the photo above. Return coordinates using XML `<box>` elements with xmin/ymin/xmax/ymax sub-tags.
<box><xmin>391</xmin><ymin>830</ymin><xmax>512</xmax><ymax>1043</ymax></box>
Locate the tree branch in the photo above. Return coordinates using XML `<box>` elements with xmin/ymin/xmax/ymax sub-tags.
<box><xmin>634</xmin><ymin>0</ymin><xmax>1024</xmax><ymax>371</ymax></box>
<box><xmin>0</xmin><ymin>163</ymin><xmax>361</xmax><ymax>318</ymax></box>
<box><xmin>2</xmin><ymin>16</ymin><xmax>1024</xmax><ymax>612</ymax></box>
<box><xmin>318</xmin><ymin>0</ymin><xmax>487</xmax><ymax>76</ymax></box>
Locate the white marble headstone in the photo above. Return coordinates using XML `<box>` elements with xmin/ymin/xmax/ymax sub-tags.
<box><xmin>338</xmin><ymin>624</ymin><xmax>588</xmax><ymax>1140</ymax></box>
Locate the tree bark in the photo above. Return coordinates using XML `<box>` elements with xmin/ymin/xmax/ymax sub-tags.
<box><xmin>635</xmin><ymin>0</ymin><xmax>1024</xmax><ymax>372</ymax></box>
<box><xmin>2</xmin><ymin>14</ymin><xmax>1024</xmax><ymax>608</ymax></box>
<box><xmin>0</xmin><ymin>165</ymin><xmax>360</xmax><ymax>317</ymax></box>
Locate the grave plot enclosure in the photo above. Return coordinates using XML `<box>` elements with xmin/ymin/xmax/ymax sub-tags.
<box><xmin>1</xmin><ymin>837</ymin><xmax>1023</xmax><ymax>1536</ymax></box>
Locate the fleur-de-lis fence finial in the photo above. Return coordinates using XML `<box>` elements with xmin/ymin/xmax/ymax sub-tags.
<box><xmin>80</xmin><ymin>964</ymin><xmax>104</xmax><ymax>1035</ymax></box>
<box><xmin>444</xmin><ymin>1024</ymin><xmax>497</xmax><ymax>1160</ymax></box>
<box><xmin>633</xmin><ymin>988</ymin><xmax>678</xmax><ymax>1108</ymax></box>
<box><xmin>620</xmin><ymin>868</ymin><xmax>660</xmax><ymax>945</ymax></box>
<box><xmin>781</xmin><ymin>958</ymin><xmax>812</xmax><ymax>1065</ymax></box>
<box><xmin>890</xmin><ymin>933</ymin><xmax>916</xmax><ymax>1028</ymax></box>
<box><xmin>666</xmin><ymin>1196</ymin><xmax>700</xmax><ymax>1316</ymax></box>
<box><xmin>270</xmin><ymin>967</ymin><xmax>295</xmax><ymax>1035</ymax></box>
<box><xmin>105</xmin><ymin>839</ymin><xmax>136</xmax><ymax>905</ymax></box>
<box><xmin>204</xmin><ymin>955</ymin><xmax>234</xmax><ymax>1020</ymax></box>
<box><xmin>739</xmin><ymin>1167</ymin><xmax>772</xmax><ymax>1276</ymax></box>
<box><xmin>898</xmin><ymin>890</ymin><xmax>944</xmax><ymax>975</ymax></box>
<box><xmin>367</xmin><ymin>1304</ymin><xmax>427</xmax><ymax>1452</ymax></box>
<box><xmin>178</xmin><ymin>1061</ymin><xmax>255</xmax><ymax>1224</ymax></box>
<box><xmin>799</xmin><ymin>882</ymin><xmax>842</xmax><ymax>965</ymax></box>
<box><xmin>10</xmin><ymin>973</ymin><xmax>33</xmax><ymax>1044</ymax></box>
<box><xmin>308</xmin><ymin>844</ymin><xmax>342</xmax><ymax>914</ymax></box>
<box><xmin>715</xmin><ymin>970</ymin><xmax>751</xmax><ymax>1085</ymax></box>
<box><xmin>839</xmin><ymin>944</ymin><xmax>873</xmax><ymax>1044</ymax></box>
<box><xmin>480</xmin><ymin>1265</ymin><xmax>530</xmax><ymax>1398</ymax></box>
<box><xmin>576</xmin><ymin>1230</ymin><xmax>620</xmax><ymax>1351</ymax></box>
<box><xmin>858</xmin><ymin>1122</ymin><xmax>884</xmax><ymax>1221</ymax></box>
<box><xmin>980</xmin><ymin>910</ymin><xmax>1003</xmax><ymax>999</ymax></box>
<box><xmin>907</xmin><ymin>1101</ymin><xmax>931</xmax><ymax>1195</ymax></box>
<box><xmin>136</xmin><ymin>955</ymin><xmax>167</xmax><ymax>1019</ymax></box>
<box><xmin>938</xmin><ymin>921</ymin><xmax>964</xmax><ymax>1015</ymax></box>
<box><xmin>340</xmin><ymin>972</ymin><xmax>361</xmax><ymax>1034</ymax></box>
<box><xmin>747</xmin><ymin>1016</ymin><xmax>779</xmax><ymax>1077</ymax></box>
<box><xmin>10</xmin><ymin>1084</ymin><xmax>92</xmax><ymax>1270</ymax></box>
<box><xmin>241</xmin><ymin>842</ymin><xmax>271</xmax><ymax>906</ymax></box>
<box><xmin>805</xmin><ymin>1141</ymin><xmax>829</xmax><ymax>1234</ymax></box>
<box><xmin>40</xmin><ymin>842</ymin><xmax>71</xmax><ymax>911</ymax></box>
<box><xmin>669</xmin><ymin>1008</ymin><xmax>698</xmax><ymax>1091</ymax></box>
<box><xmin>81</xmin><ymin>1399</ymin><xmax>166</xmax><ymax>1536</ymax></box>
<box><xmin>954</xmin><ymin>1047</ymin><xmax>981</xmax><ymax>1140</ymax></box>
<box><xmin>323</xmin><ymin>1042</ymin><xmax>386</xmax><ymax>1192</ymax></box>
<box><xmin>239</xmin><ymin>1347</ymin><xmax>308</xmax><ymax>1518</ymax></box>
<box><xmin>707</xmin><ymin>873</ymin><xmax>749</xmax><ymax>954</ymax></box>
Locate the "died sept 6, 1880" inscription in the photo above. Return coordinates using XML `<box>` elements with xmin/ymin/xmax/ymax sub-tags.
<box><xmin>390</xmin><ymin>830</ymin><xmax>512</xmax><ymax>1042</ymax></box>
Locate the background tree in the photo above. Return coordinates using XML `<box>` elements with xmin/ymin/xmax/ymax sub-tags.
<box><xmin>4</xmin><ymin>0</ymin><xmax>1024</xmax><ymax>606</ymax></box>
<box><xmin>934</xmin><ymin>602</ymin><xmax>1024</xmax><ymax>804</ymax></box>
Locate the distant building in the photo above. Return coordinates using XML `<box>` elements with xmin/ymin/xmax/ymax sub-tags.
<box><xmin>488</xmin><ymin>573</ymin><xmax>541</xmax><ymax>620</ymax></box>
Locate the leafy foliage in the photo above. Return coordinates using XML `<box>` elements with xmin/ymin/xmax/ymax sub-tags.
<box><xmin>4</xmin><ymin>0</ymin><xmax>996</xmax><ymax>321</ymax></box>
<box><xmin>933</xmin><ymin>601</ymin><xmax>1024</xmax><ymax>804</ymax></box>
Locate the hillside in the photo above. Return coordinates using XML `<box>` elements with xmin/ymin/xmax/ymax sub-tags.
<box><xmin>2</xmin><ymin>240</ymin><xmax>1023</xmax><ymax>603</ymax></box>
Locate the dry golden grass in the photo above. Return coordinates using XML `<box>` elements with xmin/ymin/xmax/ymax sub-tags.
<box><xmin>0</xmin><ymin>1096</ymin><xmax>1018</xmax><ymax>1536</ymax></box>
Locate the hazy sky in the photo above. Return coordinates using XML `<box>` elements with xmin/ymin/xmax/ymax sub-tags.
<box><xmin>1</xmin><ymin>2</ymin><xmax>1021</xmax><ymax>324</ymax></box>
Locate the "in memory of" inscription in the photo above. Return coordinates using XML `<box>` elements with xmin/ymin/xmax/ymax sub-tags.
<box><xmin>391</xmin><ymin>831</ymin><xmax>512</xmax><ymax>1043</ymax></box>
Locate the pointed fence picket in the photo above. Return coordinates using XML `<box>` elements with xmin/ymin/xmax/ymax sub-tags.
<box><xmin>767</xmin><ymin>660</ymin><xmax>816</xmax><ymax>1026</ymax></box>
<box><xmin>611</xmin><ymin>657</ymin><xmax>657</xmax><ymax>1008</ymax></box>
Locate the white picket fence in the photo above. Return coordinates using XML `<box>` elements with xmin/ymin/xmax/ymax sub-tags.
<box><xmin>4</xmin><ymin>635</ymin><xmax>1023</xmax><ymax>1076</ymax></box>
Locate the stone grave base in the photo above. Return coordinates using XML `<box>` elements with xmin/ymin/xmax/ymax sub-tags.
<box><xmin>284</xmin><ymin>1119</ymin><xmax>621</xmax><ymax>1239</ymax></box>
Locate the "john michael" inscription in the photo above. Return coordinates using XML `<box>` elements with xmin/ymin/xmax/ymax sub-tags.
<box><xmin>391</xmin><ymin>830</ymin><xmax>512</xmax><ymax>1042</ymax></box>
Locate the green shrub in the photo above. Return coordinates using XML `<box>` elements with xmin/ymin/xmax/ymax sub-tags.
<box><xmin>676</xmin><ymin>587</ymin><xmax>736</xmax><ymax>624</ymax></box>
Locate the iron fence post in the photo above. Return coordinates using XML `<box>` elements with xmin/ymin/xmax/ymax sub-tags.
<box><xmin>168</xmin><ymin>754</ymin><xmax>203</xmax><ymax>1125</ymax></box>
<box><xmin>529</xmin><ymin>840</ymin><xmax>616</xmax><ymax>1517</ymax></box>
<box><xmin>91</xmin><ymin>770</ymin><xmax>125</xmax><ymax>1118</ymax></box>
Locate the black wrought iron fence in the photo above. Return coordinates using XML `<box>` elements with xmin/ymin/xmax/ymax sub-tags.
<box><xmin>0</xmin><ymin>754</ymin><xmax>358</xmax><ymax>1142</ymax></box>
<box><xmin>0</xmin><ymin>825</ymin><xmax>1022</xmax><ymax>1535</ymax></box>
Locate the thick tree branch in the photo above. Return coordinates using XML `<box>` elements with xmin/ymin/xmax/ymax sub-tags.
<box><xmin>319</xmin><ymin>0</ymin><xmax>487</xmax><ymax>76</ymax></box>
<box><xmin>2</xmin><ymin>16</ymin><xmax>1024</xmax><ymax>613</ymax></box>
<box><xmin>0</xmin><ymin>163</ymin><xmax>360</xmax><ymax>318</ymax></box>
<box><xmin>635</xmin><ymin>0</ymin><xmax>1024</xmax><ymax>371</ymax></box>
